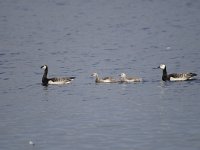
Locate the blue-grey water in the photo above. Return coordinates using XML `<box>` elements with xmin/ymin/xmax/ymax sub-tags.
<box><xmin>1</xmin><ymin>0</ymin><xmax>200</xmax><ymax>150</ymax></box>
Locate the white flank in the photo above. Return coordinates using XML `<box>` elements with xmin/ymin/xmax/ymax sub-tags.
<box><xmin>189</xmin><ymin>77</ymin><xmax>195</xmax><ymax>80</ymax></box>
<box><xmin>103</xmin><ymin>79</ymin><xmax>113</xmax><ymax>83</ymax></box>
<box><xmin>170</xmin><ymin>77</ymin><xmax>187</xmax><ymax>81</ymax></box>
<box><xmin>48</xmin><ymin>80</ymin><xmax>70</xmax><ymax>85</ymax></box>
<box><xmin>125</xmin><ymin>79</ymin><xmax>134</xmax><ymax>83</ymax></box>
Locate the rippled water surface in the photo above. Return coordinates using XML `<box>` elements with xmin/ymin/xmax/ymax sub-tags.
<box><xmin>1</xmin><ymin>0</ymin><xmax>200</xmax><ymax>150</ymax></box>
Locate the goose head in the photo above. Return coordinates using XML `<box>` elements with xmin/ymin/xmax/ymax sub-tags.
<box><xmin>120</xmin><ymin>73</ymin><xmax>127</xmax><ymax>78</ymax></box>
<box><xmin>91</xmin><ymin>72</ymin><xmax>98</xmax><ymax>77</ymax></box>
<box><xmin>41</xmin><ymin>65</ymin><xmax>48</xmax><ymax>70</ymax></box>
<box><xmin>159</xmin><ymin>64</ymin><xmax>166</xmax><ymax>70</ymax></box>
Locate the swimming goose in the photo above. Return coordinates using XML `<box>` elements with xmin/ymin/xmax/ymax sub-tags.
<box><xmin>158</xmin><ymin>64</ymin><xmax>197</xmax><ymax>81</ymax></box>
<box><xmin>41</xmin><ymin>65</ymin><xmax>75</xmax><ymax>85</ymax></box>
<box><xmin>120</xmin><ymin>73</ymin><xmax>143</xmax><ymax>83</ymax></box>
<box><xmin>91</xmin><ymin>73</ymin><xmax>118</xmax><ymax>83</ymax></box>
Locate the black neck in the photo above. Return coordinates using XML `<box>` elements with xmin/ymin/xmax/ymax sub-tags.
<box><xmin>42</xmin><ymin>67</ymin><xmax>48</xmax><ymax>85</ymax></box>
<box><xmin>162</xmin><ymin>67</ymin><xmax>168</xmax><ymax>81</ymax></box>
<box><xmin>43</xmin><ymin>67</ymin><xmax>48</xmax><ymax>79</ymax></box>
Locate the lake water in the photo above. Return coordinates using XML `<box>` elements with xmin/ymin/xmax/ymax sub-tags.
<box><xmin>1</xmin><ymin>0</ymin><xmax>200</xmax><ymax>150</ymax></box>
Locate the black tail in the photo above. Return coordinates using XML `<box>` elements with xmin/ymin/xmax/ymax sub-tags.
<box><xmin>190</xmin><ymin>73</ymin><xmax>197</xmax><ymax>77</ymax></box>
<box><xmin>70</xmin><ymin>77</ymin><xmax>76</xmax><ymax>80</ymax></box>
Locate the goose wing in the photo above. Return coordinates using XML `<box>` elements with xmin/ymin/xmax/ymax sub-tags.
<box><xmin>99</xmin><ymin>76</ymin><xmax>118</xmax><ymax>83</ymax></box>
<box><xmin>50</xmin><ymin>77</ymin><xmax>75</xmax><ymax>82</ymax></box>
<box><xmin>169</xmin><ymin>73</ymin><xmax>183</xmax><ymax>78</ymax></box>
<box><xmin>169</xmin><ymin>72</ymin><xmax>197</xmax><ymax>80</ymax></box>
<box><xmin>48</xmin><ymin>76</ymin><xmax>75</xmax><ymax>84</ymax></box>
<box><xmin>170</xmin><ymin>72</ymin><xmax>196</xmax><ymax>78</ymax></box>
<box><xmin>102</xmin><ymin>76</ymin><xmax>113</xmax><ymax>80</ymax></box>
<box><xmin>64</xmin><ymin>77</ymin><xmax>76</xmax><ymax>80</ymax></box>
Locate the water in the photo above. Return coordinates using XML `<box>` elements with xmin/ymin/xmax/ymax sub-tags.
<box><xmin>0</xmin><ymin>0</ymin><xmax>200</xmax><ymax>150</ymax></box>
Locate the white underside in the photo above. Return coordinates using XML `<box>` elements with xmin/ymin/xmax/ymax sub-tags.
<box><xmin>125</xmin><ymin>79</ymin><xmax>142</xmax><ymax>82</ymax></box>
<box><xmin>121</xmin><ymin>78</ymin><xmax>142</xmax><ymax>82</ymax></box>
<box><xmin>48</xmin><ymin>80</ymin><xmax>70</xmax><ymax>85</ymax></box>
<box><xmin>101</xmin><ymin>79</ymin><xmax>114</xmax><ymax>83</ymax></box>
<box><xmin>170</xmin><ymin>77</ymin><xmax>188</xmax><ymax>81</ymax></box>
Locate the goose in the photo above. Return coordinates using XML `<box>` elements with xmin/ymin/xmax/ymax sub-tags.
<box><xmin>41</xmin><ymin>65</ymin><xmax>75</xmax><ymax>85</ymax></box>
<box><xmin>91</xmin><ymin>73</ymin><xmax>118</xmax><ymax>83</ymax></box>
<box><xmin>158</xmin><ymin>64</ymin><xmax>197</xmax><ymax>81</ymax></box>
<box><xmin>120</xmin><ymin>73</ymin><xmax>143</xmax><ymax>83</ymax></box>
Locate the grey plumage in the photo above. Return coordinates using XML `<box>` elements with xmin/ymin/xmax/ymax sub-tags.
<box><xmin>91</xmin><ymin>73</ymin><xmax>118</xmax><ymax>83</ymax></box>
<box><xmin>120</xmin><ymin>73</ymin><xmax>142</xmax><ymax>83</ymax></box>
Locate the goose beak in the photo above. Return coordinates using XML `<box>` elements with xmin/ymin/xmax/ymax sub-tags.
<box><xmin>152</xmin><ymin>66</ymin><xmax>160</xmax><ymax>69</ymax></box>
<box><xmin>41</xmin><ymin>65</ymin><xmax>47</xmax><ymax>69</ymax></box>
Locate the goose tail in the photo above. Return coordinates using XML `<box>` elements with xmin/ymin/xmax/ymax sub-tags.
<box><xmin>188</xmin><ymin>73</ymin><xmax>197</xmax><ymax>77</ymax></box>
<box><xmin>69</xmin><ymin>77</ymin><xmax>76</xmax><ymax>80</ymax></box>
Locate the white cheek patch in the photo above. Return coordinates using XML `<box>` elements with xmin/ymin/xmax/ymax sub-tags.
<box><xmin>42</xmin><ymin>66</ymin><xmax>47</xmax><ymax>69</ymax></box>
<box><xmin>160</xmin><ymin>64</ymin><xmax>166</xmax><ymax>69</ymax></box>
